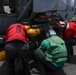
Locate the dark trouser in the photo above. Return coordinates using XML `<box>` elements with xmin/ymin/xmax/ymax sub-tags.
<box><xmin>35</xmin><ymin>48</ymin><xmax>59</xmax><ymax>75</ymax></box>
<box><xmin>0</xmin><ymin>0</ymin><xmax>4</xmax><ymax>13</ymax></box>
<box><xmin>65</xmin><ymin>38</ymin><xmax>76</xmax><ymax>62</ymax></box>
<box><xmin>5</xmin><ymin>40</ymin><xmax>30</xmax><ymax>75</ymax></box>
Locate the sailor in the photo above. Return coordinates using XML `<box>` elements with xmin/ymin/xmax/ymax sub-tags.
<box><xmin>57</xmin><ymin>20</ymin><xmax>76</xmax><ymax>62</ymax></box>
<box><xmin>5</xmin><ymin>23</ymin><xmax>31</xmax><ymax>75</ymax></box>
<box><xmin>34</xmin><ymin>29</ymin><xmax>67</xmax><ymax>75</ymax></box>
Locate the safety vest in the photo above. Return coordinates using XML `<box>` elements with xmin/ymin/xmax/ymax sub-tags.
<box><xmin>46</xmin><ymin>36</ymin><xmax>67</xmax><ymax>62</ymax></box>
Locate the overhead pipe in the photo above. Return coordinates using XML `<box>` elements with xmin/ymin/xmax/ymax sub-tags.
<box><xmin>18</xmin><ymin>0</ymin><xmax>32</xmax><ymax>21</ymax></box>
<box><xmin>28</xmin><ymin>12</ymin><xmax>37</xmax><ymax>21</ymax></box>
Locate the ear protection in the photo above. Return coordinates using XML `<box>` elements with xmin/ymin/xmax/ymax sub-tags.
<box><xmin>46</xmin><ymin>29</ymin><xmax>56</xmax><ymax>37</ymax></box>
<box><xmin>46</xmin><ymin>31</ymin><xmax>50</xmax><ymax>37</ymax></box>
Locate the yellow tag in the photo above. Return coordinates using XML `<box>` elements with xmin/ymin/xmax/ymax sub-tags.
<box><xmin>35</xmin><ymin>41</ymin><xmax>39</xmax><ymax>47</ymax></box>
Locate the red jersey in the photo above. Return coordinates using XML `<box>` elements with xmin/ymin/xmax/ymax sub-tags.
<box><xmin>5</xmin><ymin>23</ymin><xmax>27</xmax><ymax>43</ymax></box>
<box><xmin>62</xmin><ymin>22</ymin><xmax>76</xmax><ymax>41</ymax></box>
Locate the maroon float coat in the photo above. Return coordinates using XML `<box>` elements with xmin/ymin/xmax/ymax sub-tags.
<box><xmin>5</xmin><ymin>23</ymin><xmax>27</xmax><ymax>43</ymax></box>
<box><xmin>62</xmin><ymin>22</ymin><xmax>76</xmax><ymax>41</ymax></box>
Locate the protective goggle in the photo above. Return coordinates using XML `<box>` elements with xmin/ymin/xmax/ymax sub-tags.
<box><xmin>59</xmin><ymin>24</ymin><xmax>65</xmax><ymax>27</ymax></box>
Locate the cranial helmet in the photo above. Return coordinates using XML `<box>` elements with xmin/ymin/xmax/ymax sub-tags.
<box><xmin>58</xmin><ymin>21</ymin><xmax>66</xmax><ymax>28</ymax></box>
<box><xmin>46</xmin><ymin>29</ymin><xmax>56</xmax><ymax>37</ymax></box>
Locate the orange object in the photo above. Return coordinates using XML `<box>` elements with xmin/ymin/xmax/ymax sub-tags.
<box><xmin>0</xmin><ymin>50</ymin><xmax>5</xmax><ymax>61</ymax></box>
<box><xmin>26</xmin><ymin>37</ymin><xmax>29</xmax><ymax>42</ymax></box>
<box><xmin>50</xmin><ymin>25</ymin><xmax>52</xmax><ymax>29</ymax></box>
<box><xmin>35</xmin><ymin>41</ymin><xmax>39</xmax><ymax>47</ymax></box>
<box><xmin>24</xmin><ymin>25</ymin><xmax>31</xmax><ymax>31</ymax></box>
